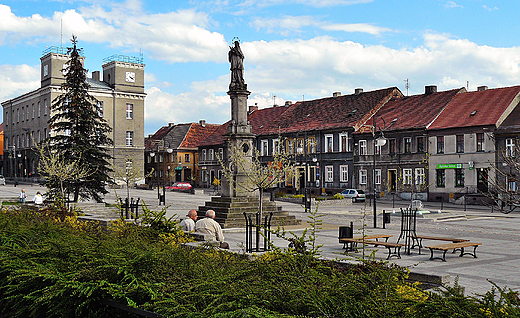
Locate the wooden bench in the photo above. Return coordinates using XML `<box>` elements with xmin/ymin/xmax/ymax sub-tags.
<box><xmin>339</xmin><ymin>234</ymin><xmax>392</xmax><ymax>251</ymax></box>
<box><xmin>412</xmin><ymin>235</ymin><xmax>470</xmax><ymax>255</ymax></box>
<box><xmin>425</xmin><ymin>242</ymin><xmax>482</xmax><ymax>262</ymax></box>
<box><xmin>359</xmin><ymin>240</ymin><xmax>406</xmax><ymax>260</ymax></box>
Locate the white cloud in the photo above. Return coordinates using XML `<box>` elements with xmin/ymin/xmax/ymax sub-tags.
<box><xmin>241</xmin><ymin>0</ymin><xmax>373</xmax><ymax>8</ymax></box>
<box><xmin>251</xmin><ymin>16</ymin><xmax>391</xmax><ymax>36</ymax></box>
<box><xmin>445</xmin><ymin>1</ymin><xmax>463</xmax><ymax>9</ymax></box>
<box><xmin>0</xmin><ymin>64</ymin><xmax>39</xmax><ymax>101</ymax></box>
<box><xmin>322</xmin><ymin>23</ymin><xmax>392</xmax><ymax>35</ymax></box>
<box><xmin>0</xmin><ymin>3</ymin><xmax>228</xmax><ymax>63</ymax></box>
<box><xmin>144</xmin><ymin>86</ymin><xmax>230</xmax><ymax>135</ymax></box>
<box><xmin>239</xmin><ymin>33</ymin><xmax>520</xmax><ymax>98</ymax></box>
<box><xmin>482</xmin><ymin>5</ymin><xmax>498</xmax><ymax>12</ymax></box>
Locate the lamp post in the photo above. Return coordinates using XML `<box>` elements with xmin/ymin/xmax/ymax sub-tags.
<box><xmin>162</xmin><ymin>148</ymin><xmax>173</xmax><ymax>205</ymax></box>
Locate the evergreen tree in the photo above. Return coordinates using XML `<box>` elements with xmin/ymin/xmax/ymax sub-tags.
<box><xmin>46</xmin><ymin>35</ymin><xmax>113</xmax><ymax>202</ymax></box>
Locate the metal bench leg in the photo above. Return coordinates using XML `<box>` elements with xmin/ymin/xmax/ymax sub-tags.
<box><xmin>429</xmin><ymin>249</ymin><xmax>448</xmax><ymax>262</ymax></box>
<box><xmin>459</xmin><ymin>246</ymin><xmax>479</xmax><ymax>258</ymax></box>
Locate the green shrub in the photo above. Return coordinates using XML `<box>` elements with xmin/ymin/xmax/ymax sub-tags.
<box><xmin>331</xmin><ymin>193</ymin><xmax>345</xmax><ymax>200</ymax></box>
<box><xmin>0</xmin><ymin>205</ymin><xmax>518</xmax><ymax>317</ymax></box>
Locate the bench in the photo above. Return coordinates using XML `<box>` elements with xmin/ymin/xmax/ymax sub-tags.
<box><xmin>425</xmin><ymin>242</ymin><xmax>482</xmax><ymax>262</ymax></box>
<box><xmin>359</xmin><ymin>240</ymin><xmax>406</xmax><ymax>260</ymax></box>
<box><xmin>339</xmin><ymin>234</ymin><xmax>392</xmax><ymax>251</ymax></box>
<box><xmin>412</xmin><ymin>235</ymin><xmax>470</xmax><ymax>255</ymax></box>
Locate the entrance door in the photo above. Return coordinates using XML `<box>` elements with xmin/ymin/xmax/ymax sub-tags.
<box><xmin>477</xmin><ymin>168</ymin><xmax>489</xmax><ymax>193</ymax></box>
<box><xmin>388</xmin><ymin>169</ymin><xmax>397</xmax><ymax>192</ymax></box>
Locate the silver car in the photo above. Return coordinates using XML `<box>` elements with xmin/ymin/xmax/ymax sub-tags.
<box><xmin>0</xmin><ymin>175</ymin><xmax>5</xmax><ymax>186</ymax></box>
<box><xmin>339</xmin><ymin>189</ymin><xmax>366</xmax><ymax>202</ymax></box>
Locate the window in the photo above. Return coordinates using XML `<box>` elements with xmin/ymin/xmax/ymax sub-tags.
<box><xmin>325</xmin><ymin>134</ymin><xmax>333</xmax><ymax>152</ymax></box>
<box><xmin>43</xmin><ymin>128</ymin><xmax>47</xmax><ymax>139</ymax></box>
<box><xmin>359</xmin><ymin>140</ymin><xmax>367</xmax><ymax>155</ymax></box>
<box><xmin>296</xmin><ymin>139</ymin><xmax>304</xmax><ymax>154</ymax></box>
<box><xmin>508</xmin><ymin>178</ymin><xmax>517</xmax><ymax>192</ymax></box>
<box><xmin>339</xmin><ymin>133</ymin><xmax>348</xmax><ymax>152</ymax></box>
<box><xmin>506</xmin><ymin>138</ymin><xmax>515</xmax><ymax>157</ymax></box>
<box><xmin>185</xmin><ymin>154</ymin><xmax>190</xmax><ymax>162</ymax></box>
<box><xmin>389</xmin><ymin>139</ymin><xmax>396</xmax><ymax>154</ymax></box>
<box><xmin>126</xmin><ymin>159</ymin><xmax>132</xmax><ymax>173</ymax></box>
<box><xmin>359</xmin><ymin>170</ymin><xmax>367</xmax><ymax>185</ymax></box>
<box><xmin>272</xmin><ymin>139</ymin><xmax>280</xmax><ymax>154</ymax></box>
<box><xmin>126</xmin><ymin>103</ymin><xmax>133</xmax><ymax>119</ymax></box>
<box><xmin>436</xmin><ymin>169</ymin><xmax>445</xmax><ymax>187</ymax></box>
<box><xmin>218</xmin><ymin>148</ymin><xmax>223</xmax><ymax>160</ymax></box>
<box><xmin>417</xmin><ymin>136</ymin><xmax>425</xmax><ymax>152</ymax></box>
<box><xmin>26</xmin><ymin>106</ymin><xmax>29</xmax><ymax>120</ymax></box>
<box><xmin>202</xmin><ymin>149</ymin><xmax>206</xmax><ymax>161</ymax></box>
<box><xmin>456</xmin><ymin>135</ymin><xmax>464</xmax><ymax>153</ymax></box>
<box><xmin>340</xmin><ymin>165</ymin><xmax>348</xmax><ymax>182</ymax></box>
<box><xmin>287</xmin><ymin>139</ymin><xmax>294</xmax><ymax>154</ymax></box>
<box><xmin>261</xmin><ymin>140</ymin><xmax>269</xmax><ymax>156</ymax></box>
<box><xmin>404</xmin><ymin>137</ymin><xmax>411</xmax><ymax>153</ymax></box>
<box><xmin>159</xmin><ymin>154</ymin><xmax>164</xmax><ymax>163</ymax></box>
<box><xmin>455</xmin><ymin>168</ymin><xmax>464</xmax><ymax>187</ymax></box>
<box><xmin>437</xmin><ymin>136</ymin><xmax>444</xmax><ymax>154</ymax></box>
<box><xmin>403</xmin><ymin>169</ymin><xmax>413</xmax><ymax>185</ymax></box>
<box><xmin>209</xmin><ymin>149</ymin><xmax>214</xmax><ymax>161</ymax></box>
<box><xmin>98</xmin><ymin>101</ymin><xmax>104</xmax><ymax>117</ymax></box>
<box><xmin>308</xmin><ymin>137</ymin><xmax>316</xmax><ymax>153</ymax></box>
<box><xmin>326</xmin><ymin>166</ymin><xmax>333</xmax><ymax>182</ymax></box>
<box><xmin>32</xmin><ymin>103</ymin><xmax>35</xmax><ymax>119</ymax></box>
<box><xmin>375</xmin><ymin>169</ymin><xmax>381</xmax><ymax>185</ymax></box>
<box><xmin>21</xmin><ymin>107</ymin><xmax>24</xmax><ymax>122</ymax></box>
<box><xmin>476</xmin><ymin>133</ymin><xmax>484</xmax><ymax>152</ymax></box>
<box><xmin>125</xmin><ymin>131</ymin><xmax>133</xmax><ymax>146</ymax></box>
<box><xmin>38</xmin><ymin>101</ymin><xmax>41</xmax><ymax>117</ymax></box>
<box><xmin>415</xmin><ymin>168</ymin><xmax>425</xmax><ymax>185</ymax></box>
<box><xmin>44</xmin><ymin>99</ymin><xmax>48</xmax><ymax>115</ymax></box>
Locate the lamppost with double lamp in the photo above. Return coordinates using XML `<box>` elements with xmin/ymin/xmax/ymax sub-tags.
<box><xmin>368</xmin><ymin>116</ymin><xmax>396</xmax><ymax>228</ymax></box>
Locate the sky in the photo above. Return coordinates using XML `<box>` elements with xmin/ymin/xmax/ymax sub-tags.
<box><xmin>1</xmin><ymin>0</ymin><xmax>520</xmax><ymax>136</ymax></box>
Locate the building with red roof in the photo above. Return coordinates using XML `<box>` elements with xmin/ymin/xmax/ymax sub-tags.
<box><xmin>198</xmin><ymin>88</ymin><xmax>402</xmax><ymax>192</ymax></box>
<box><xmin>427</xmin><ymin>85</ymin><xmax>520</xmax><ymax>202</ymax></box>
<box><xmin>353</xmin><ymin>85</ymin><xmax>465</xmax><ymax>201</ymax></box>
<box><xmin>145</xmin><ymin>120</ymin><xmax>219</xmax><ymax>190</ymax></box>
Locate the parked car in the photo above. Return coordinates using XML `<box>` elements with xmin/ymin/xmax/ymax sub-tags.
<box><xmin>339</xmin><ymin>189</ymin><xmax>366</xmax><ymax>202</ymax></box>
<box><xmin>0</xmin><ymin>175</ymin><xmax>5</xmax><ymax>186</ymax></box>
<box><xmin>166</xmin><ymin>182</ymin><xmax>193</xmax><ymax>191</ymax></box>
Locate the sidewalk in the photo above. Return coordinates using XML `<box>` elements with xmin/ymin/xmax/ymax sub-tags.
<box><xmin>2</xmin><ymin>184</ymin><xmax>519</xmax><ymax>297</ymax></box>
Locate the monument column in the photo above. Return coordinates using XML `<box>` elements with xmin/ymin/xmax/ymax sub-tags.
<box><xmin>221</xmin><ymin>40</ymin><xmax>255</xmax><ymax>197</ymax></box>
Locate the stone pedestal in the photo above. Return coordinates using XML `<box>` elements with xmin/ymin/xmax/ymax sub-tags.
<box><xmin>198</xmin><ymin>196</ymin><xmax>301</xmax><ymax>229</ymax></box>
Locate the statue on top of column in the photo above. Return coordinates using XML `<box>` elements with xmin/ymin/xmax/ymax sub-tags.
<box><xmin>228</xmin><ymin>39</ymin><xmax>247</xmax><ymax>91</ymax></box>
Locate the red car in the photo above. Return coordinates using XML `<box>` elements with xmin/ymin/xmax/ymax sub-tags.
<box><xmin>167</xmin><ymin>182</ymin><xmax>192</xmax><ymax>191</ymax></box>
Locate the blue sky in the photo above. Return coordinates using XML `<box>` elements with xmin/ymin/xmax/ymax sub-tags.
<box><xmin>1</xmin><ymin>0</ymin><xmax>519</xmax><ymax>136</ymax></box>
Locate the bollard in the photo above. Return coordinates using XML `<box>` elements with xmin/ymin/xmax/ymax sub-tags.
<box><xmin>383</xmin><ymin>210</ymin><xmax>390</xmax><ymax>229</ymax></box>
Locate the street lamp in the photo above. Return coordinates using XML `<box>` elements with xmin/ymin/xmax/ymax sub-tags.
<box><xmin>162</xmin><ymin>148</ymin><xmax>173</xmax><ymax>205</ymax></box>
<box><xmin>373</xmin><ymin>133</ymin><xmax>386</xmax><ymax>228</ymax></box>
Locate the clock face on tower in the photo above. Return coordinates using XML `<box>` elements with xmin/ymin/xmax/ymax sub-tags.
<box><xmin>125</xmin><ymin>71</ymin><xmax>136</xmax><ymax>83</ymax></box>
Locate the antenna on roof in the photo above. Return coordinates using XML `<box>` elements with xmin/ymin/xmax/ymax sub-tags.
<box><xmin>273</xmin><ymin>95</ymin><xmax>277</xmax><ymax>106</ymax></box>
<box><xmin>404</xmin><ymin>79</ymin><xmax>410</xmax><ymax>96</ymax></box>
<box><xmin>467</xmin><ymin>81</ymin><xmax>469</xmax><ymax>90</ymax></box>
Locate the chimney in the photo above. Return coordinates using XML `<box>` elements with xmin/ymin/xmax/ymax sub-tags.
<box><xmin>92</xmin><ymin>71</ymin><xmax>100</xmax><ymax>81</ymax></box>
<box><xmin>425</xmin><ymin>85</ymin><xmax>437</xmax><ymax>94</ymax></box>
<box><xmin>333</xmin><ymin>92</ymin><xmax>342</xmax><ymax>97</ymax></box>
<box><xmin>199</xmin><ymin>120</ymin><xmax>206</xmax><ymax>127</ymax></box>
<box><xmin>248</xmin><ymin>105</ymin><xmax>258</xmax><ymax>113</ymax></box>
<box><xmin>285</xmin><ymin>101</ymin><xmax>292</xmax><ymax>106</ymax></box>
<box><xmin>168</xmin><ymin>122</ymin><xmax>175</xmax><ymax>127</ymax></box>
<box><xmin>355</xmin><ymin>88</ymin><xmax>363</xmax><ymax>95</ymax></box>
<box><xmin>477</xmin><ymin>86</ymin><xmax>488</xmax><ymax>91</ymax></box>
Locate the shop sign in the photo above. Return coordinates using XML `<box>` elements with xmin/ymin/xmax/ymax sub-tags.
<box><xmin>436</xmin><ymin>163</ymin><xmax>462</xmax><ymax>169</ymax></box>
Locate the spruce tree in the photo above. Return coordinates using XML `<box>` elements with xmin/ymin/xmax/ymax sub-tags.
<box><xmin>46</xmin><ymin>35</ymin><xmax>113</xmax><ymax>202</ymax></box>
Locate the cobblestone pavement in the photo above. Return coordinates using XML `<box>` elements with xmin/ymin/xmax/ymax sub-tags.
<box><xmin>2</xmin><ymin>183</ymin><xmax>519</xmax><ymax>296</ymax></box>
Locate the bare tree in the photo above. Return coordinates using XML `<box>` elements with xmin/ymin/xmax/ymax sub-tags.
<box><xmin>485</xmin><ymin>141</ymin><xmax>520</xmax><ymax>213</ymax></box>
<box><xmin>35</xmin><ymin>140</ymin><xmax>93</xmax><ymax>201</ymax></box>
<box><xmin>218</xmin><ymin>138</ymin><xmax>299</xmax><ymax>221</ymax></box>
<box><xmin>111</xmin><ymin>153</ymin><xmax>154</xmax><ymax>203</ymax></box>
